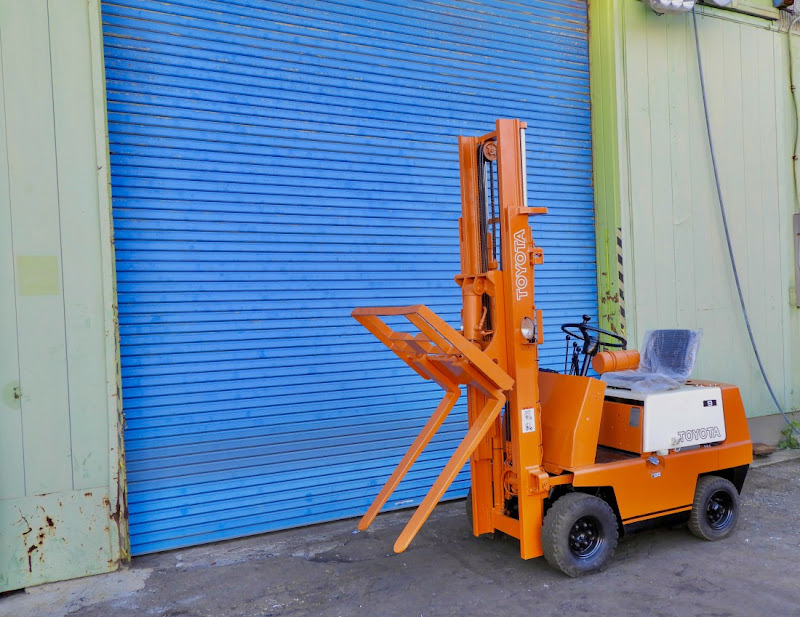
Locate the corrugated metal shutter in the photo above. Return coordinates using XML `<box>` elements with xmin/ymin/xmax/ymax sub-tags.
<box><xmin>102</xmin><ymin>0</ymin><xmax>596</xmax><ymax>554</ymax></box>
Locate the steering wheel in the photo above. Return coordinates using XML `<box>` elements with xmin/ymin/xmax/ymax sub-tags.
<box><xmin>560</xmin><ymin>315</ymin><xmax>627</xmax><ymax>350</ymax></box>
<box><xmin>560</xmin><ymin>315</ymin><xmax>627</xmax><ymax>376</ymax></box>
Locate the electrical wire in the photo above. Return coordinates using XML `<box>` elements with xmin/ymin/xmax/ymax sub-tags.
<box><xmin>787</xmin><ymin>11</ymin><xmax>800</xmax><ymax>214</ymax></box>
<box><xmin>692</xmin><ymin>7</ymin><xmax>799</xmax><ymax>434</ymax></box>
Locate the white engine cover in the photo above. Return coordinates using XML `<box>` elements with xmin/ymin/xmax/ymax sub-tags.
<box><xmin>606</xmin><ymin>385</ymin><xmax>726</xmax><ymax>453</ymax></box>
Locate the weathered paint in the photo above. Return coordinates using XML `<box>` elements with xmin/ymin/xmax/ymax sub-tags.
<box><xmin>590</xmin><ymin>0</ymin><xmax>627</xmax><ymax>339</ymax></box>
<box><xmin>0</xmin><ymin>0</ymin><xmax>123</xmax><ymax>592</ymax></box>
<box><xmin>593</xmin><ymin>0</ymin><xmax>800</xmax><ymax>419</ymax></box>
<box><xmin>0</xmin><ymin>490</ymin><xmax>118</xmax><ymax>592</ymax></box>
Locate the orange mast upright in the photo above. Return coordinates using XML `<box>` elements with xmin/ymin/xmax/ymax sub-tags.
<box><xmin>353</xmin><ymin>119</ymin><xmax>550</xmax><ymax>558</ymax></box>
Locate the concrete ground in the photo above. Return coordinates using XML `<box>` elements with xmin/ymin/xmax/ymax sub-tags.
<box><xmin>3</xmin><ymin>453</ymin><xmax>800</xmax><ymax>617</ymax></box>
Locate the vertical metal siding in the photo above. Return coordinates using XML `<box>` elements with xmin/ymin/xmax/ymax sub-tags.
<box><xmin>618</xmin><ymin>5</ymin><xmax>796</xmax><ymax>417</ymax></box>
<box><xmin>102</xmin><ymin>0</ymin><xmax>596</xmax><ymax>554</ymax></box>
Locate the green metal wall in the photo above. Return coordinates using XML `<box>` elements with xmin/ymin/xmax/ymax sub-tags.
<box><xmin>591</xmin><ymin>0</ymin><xmax>800</xmax><ymax>420</ymax></box>
<box><xmin>0</xmin><ymin>0</ymin><xmax>124</xmax><ymax>592</ymax></box>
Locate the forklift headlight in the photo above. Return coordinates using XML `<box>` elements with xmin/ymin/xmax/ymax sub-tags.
<box><xmin>521</xmin><ymin>317</ymin><xmax>535</xmax><ymax>342</ymax></box>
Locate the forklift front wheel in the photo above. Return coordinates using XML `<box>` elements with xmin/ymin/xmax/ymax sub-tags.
<box><xmin>688</xmin><ymin>476</ymin><xmax>740</xmax><ymax>541</ymax></box>
<box><xmin>542</xmin><ymin>492</ymin><xmax>618</xmax><ymax>577</ymax></box>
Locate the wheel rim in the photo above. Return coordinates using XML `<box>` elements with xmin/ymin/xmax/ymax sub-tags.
<box><xmin>705</xmin><ymin>490</ymin><xmax>734</xmax><ymax>530</ymax></box>
<box><xmin>568</xmin><ymin>516</ymin><xmax>605</xmax><ymax>559</ymax></box>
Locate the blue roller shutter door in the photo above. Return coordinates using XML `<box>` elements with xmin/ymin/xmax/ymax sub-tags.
<box><xmin>102</xmin><ymin>0</ymin><xmax>596</xmax><ymax>554</ymax></box>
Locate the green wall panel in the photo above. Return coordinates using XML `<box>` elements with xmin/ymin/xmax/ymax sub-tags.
<box><xmin>0</xmin><ymin>0</ymin><xmax>123</xmax><ymax>592</ymax></box>
<box><xmin>595</xmin><ymin>0</ymin><xmax>800</xmax><ymax>420</ymax></box>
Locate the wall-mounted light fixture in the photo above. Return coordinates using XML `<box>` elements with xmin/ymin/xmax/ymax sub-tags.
<box><xmin>645</xmin><ymin>0</ymin><xmax>696</xmax><ymax>13</ymax></box>
<box><xmin>645</xmin><ymin>0</ymin><xmax>732</xmax><ymax>14</ymax></box>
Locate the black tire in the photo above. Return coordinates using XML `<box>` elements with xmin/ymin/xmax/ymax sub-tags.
<box><xmin>542</xmin><ymin>492</ymin><xmax>619</xmax><ymax>577</ymax></box>
<box><xmin>688</xmin><ymin>476</ymin><xmax>740</xmax><ymax>541</ymax></box>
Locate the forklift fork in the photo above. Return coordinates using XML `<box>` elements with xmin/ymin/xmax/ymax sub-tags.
<box><xmin>352</xmin><ymin>305</ymin><xmax>513</xmax><ymax>553</ymax></box>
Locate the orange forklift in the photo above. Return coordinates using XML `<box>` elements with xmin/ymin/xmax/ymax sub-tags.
<box><xmin>352</xmin><ymin>119</ymin><xmax>752</xmax><ymax>576</ymax></box>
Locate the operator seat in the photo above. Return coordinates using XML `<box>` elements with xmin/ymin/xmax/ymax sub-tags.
<box><xmin>600</xmin><ymin>329</ymin><xmax>702</xmax><ymax>393</ymax></box>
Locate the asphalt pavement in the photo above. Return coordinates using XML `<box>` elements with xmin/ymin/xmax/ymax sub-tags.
<box><xmin>3</xmin><ymin>453</ymin><xmax>800</xmax><ymax>617</ymax></box>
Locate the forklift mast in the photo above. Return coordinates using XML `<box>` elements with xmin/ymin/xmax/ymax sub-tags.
<box><xmin>456</xmin><ymin>119</ymin><xmax>548</xmax><ymax>555</ymax></box>
<box><xmin>353</xmin><ymin>119</ymin><xmax>550</xmax><ymax>558</ymax></box>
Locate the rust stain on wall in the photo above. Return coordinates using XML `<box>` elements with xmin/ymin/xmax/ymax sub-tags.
<box><xmin>20</xmin><ymin>509</ymin><xmax>57</xmax><ymax>573</ymax></box>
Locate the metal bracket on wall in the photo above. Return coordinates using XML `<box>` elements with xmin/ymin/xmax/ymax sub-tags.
<box><xmin>794</xmin><ymin>213</ymin><xmax>800</xmax><ymax>308</ymax></box>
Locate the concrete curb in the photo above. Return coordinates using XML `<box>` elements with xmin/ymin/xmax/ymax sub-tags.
<box><xmin>750</xmin><ymin>447</ymin><xmax>800</xmax><ymax>469</ymax></box>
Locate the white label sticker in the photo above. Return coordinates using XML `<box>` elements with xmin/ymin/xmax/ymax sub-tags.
<box><xmin>522</xmin><ymin>407</ymin><xmax>536</xmax><ymax>433</ymax></box>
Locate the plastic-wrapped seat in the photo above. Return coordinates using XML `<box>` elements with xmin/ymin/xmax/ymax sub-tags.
<box><xmin>601</xmin><ymin>329</ymin><xmax>702</xmax><ymax>393</ymax></box>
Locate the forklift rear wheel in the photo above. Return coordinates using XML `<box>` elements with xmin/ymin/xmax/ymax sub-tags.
<box><xmin>542</xmin><ymin>492</ymin><xmax>618</xmax><ymax>577</ymax></box>
<box><xmin>688</xmin><ymin>476</ymin><xmax>740</xmax><ymax>541</ymax></box>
